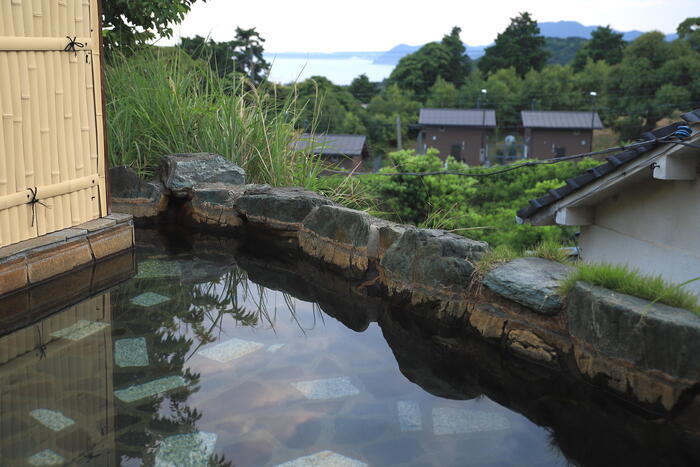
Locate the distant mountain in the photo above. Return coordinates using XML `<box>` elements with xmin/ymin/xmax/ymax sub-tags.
<box><xmin>373</xmin><ymin>44</ymin><xmax>421</xmax><ymax>65</ymax></box>
<box><xmin>373</xmin><ymin>43</ymin><xmax>489</xmax><ymax>65</ymax></box>
<box><xmin>371</xmin><ymin>21</ymin><xmax>677</xmax><ymax>66</ymax></box>
<box><xmin>538</xmin><ymin>20</ymin><xmax>677</xmax><ymax>42</ymax></box>
<box><xmin>267</xmin><ymin>21</ymin><xmax>678</xmax><ymax>68</ymax></box>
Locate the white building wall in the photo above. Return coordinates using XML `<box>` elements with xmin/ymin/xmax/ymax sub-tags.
<box><xmin>580</xmin><ymin>178</ymin><xmax>700</xmax><ymax>295</ymax></box>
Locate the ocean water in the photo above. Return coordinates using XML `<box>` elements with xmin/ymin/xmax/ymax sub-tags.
<box><xmin>266</xmin><ymin>57</ymin><xmax>394</xmax><ymax>85</ymax></box>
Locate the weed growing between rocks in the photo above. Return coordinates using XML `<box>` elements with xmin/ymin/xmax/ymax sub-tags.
<box><xmin>560</xmin><ymin>263</ymin><xmax>700</xmax><ymax>314</ymax></box>
<box><xmin>529</xmin><ymin>240</ymin><xmax>573</xmax><ymax>264</ymax></box>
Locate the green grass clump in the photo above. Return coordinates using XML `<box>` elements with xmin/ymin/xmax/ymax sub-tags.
<box><xmin>529</xmin><ymin>240</ymin><xmax>572</xmax><ymax>263</ymax></box>
<box><xmin>474</xmin><ymin>245</ymin><xmax>520</xmax><ymax>277</ymax></box>
<box><xmin>105</xmin><ymin>47</ymin><xmax>372</xmax><ymax>209</ymax></box>
<box><xmin>474</xmin><ymin>240</ymin><xmax>572</xmax><ymax>279</ymax></box>
<box><xmin>560</xmin><ymin>263</ymin><xmax>700</xmax><ymax>315</ymax></box>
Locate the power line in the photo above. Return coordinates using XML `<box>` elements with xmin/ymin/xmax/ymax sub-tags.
<box><xmin>322</xmin><ymin>130</ymin><xmax>697</xmax><ymax>178</ymax></box>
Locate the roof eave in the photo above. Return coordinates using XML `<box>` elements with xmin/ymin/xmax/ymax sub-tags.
<box><xmin>521</xmin><ymin>133</ymin><xmax>700</xmax><ymax>226</ymax></box>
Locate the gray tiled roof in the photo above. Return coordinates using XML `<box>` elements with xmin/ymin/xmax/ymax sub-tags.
<box><xmin>295</xmin><ymin>134</ymin><xmax>367</xmax><ymax>156</ymax></box>
<box><xmin>419</xmin><ymin>108</ymin><xmax>496</xmax><ymax>127</ymax></box>
<box><xmin>521</xmin><ymin>110</ymin><xmax>603</xmax><ymax>129</ymax></box>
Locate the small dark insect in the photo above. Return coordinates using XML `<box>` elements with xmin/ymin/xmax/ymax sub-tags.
<box><xmin>34</xmin><ymin>326</ymin><xmax>47</xmax><ymax>360</ymax></box>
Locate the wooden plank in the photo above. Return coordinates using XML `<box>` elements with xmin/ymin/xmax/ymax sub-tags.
<box><xmin>92</xmin><ymin>0</ymin><xmax>108</xmax><ymax>216</ymax></box>
<box><xmin>0</xmin><ymin>36</ymin><xmax>93</xmax><ymax>50</ymax></box>
<box><xmin>0</xmin><ymin>175</ymin><xmax>98</xmax><ymax>210</ymax></box>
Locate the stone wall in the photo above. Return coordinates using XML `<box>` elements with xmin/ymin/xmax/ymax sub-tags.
<box><xmin>110</xmin><ymin>154</ymin><xmax>700</xmax><ymax>415</ymax></box>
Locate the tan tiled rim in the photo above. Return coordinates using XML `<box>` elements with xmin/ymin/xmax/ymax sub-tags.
<box><xmin>0</xmin><ymin>214</ymin><xmax>135</xmax><ymax>297</ymax></box>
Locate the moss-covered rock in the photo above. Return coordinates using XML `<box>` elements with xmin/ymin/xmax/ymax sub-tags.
<box><xmin>484</xmin><ymin>257</ymin><xmax>571</xmax><ymax>315</ymax></box>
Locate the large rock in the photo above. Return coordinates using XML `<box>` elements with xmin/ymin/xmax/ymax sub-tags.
<box><xmin>380</xmin><ymin>228</ymin><xmax>488</xmax><ymax>318</ymax></box>
<box><xmin>369</xmin><ymin>219</ymin><xmax>407</xmax><ymax>261</ymax></box>
<box><xmin>187</xmin><ymin>183</ymin><xmax>248</xmax><ymax>229</ymax></box>
<box><xmin>299</xmin><ymin>205</ymin><xmax>408</xmax><ymax>274</ymax></box>
<box><xmin>299</xmin><ymin>205</ymin><xmax>371</xmax><ymax>272</ymax></box>
<box><xmin>235</xmin><ymin>185</ymin><xmax>334</xmax><ymax>231</ymax></box>
<box><xmin>483</xmin><ymin>257</ymin><xmax>572</xmax><ymax>315</ymax></box>
<box><xmin>158</xmin><ymin>153</ymin><xmax>246</xmax><ymax>198</ymax></box>
<box><xmin>109</xmin><ymin>166</ymin><xmax>168</xmax><ymax>219</ymax></box>
<box><xmin>568</xmin><ymin>282</ymin><xmax>700</xmax><ymax>381</ymax></box>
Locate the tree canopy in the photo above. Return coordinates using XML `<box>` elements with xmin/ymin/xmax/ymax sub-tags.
<box><xmin>102</xmin><ymin>0</ymin><xmax>205</xmax><ymax>52</ymax></box>
<box><xmin>389</xmin><ymin>26</ymin><xmax>471</xmax><ymax>96</ymax></box>
<box><xmin>606</xmin><ymin>31</ymin><xmax>700</xmax><ymax>139</ymax></box>
<box><xmin>348</xmin><ymin>74</ymin><xmax>381</xmax><ymax>103</ymax></box>
<box><xmin>678</xmin><ymin>17</ymin><xmax>700</xmax><ymax>51</ymax></box>
<box><xmin>479</xmin><ymin>12</ymin><xmax>549</xmax><ymax>77</ymax></box>
<box><xmin>180</xmin><ymin>28</ymin><xmax>271</xmax><ymax>83</ymax></box>
<box><xmin>572</xmin><ymin>26</ymin><xmax>625</xmax><ymax>71</ymax></box>
<box><xmin>440</xmin><ymin>27</ymin><xmax>472</xmax><ymax>87</ymax></box>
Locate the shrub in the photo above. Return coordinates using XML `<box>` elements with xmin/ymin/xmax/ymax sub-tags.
<box><xmin>363</xmin><ymin>150</ymin><xmax>600</xmax><ymax>250</ymax></box>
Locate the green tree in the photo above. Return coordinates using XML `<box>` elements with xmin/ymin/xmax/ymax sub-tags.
<box><xmin>677</xmin><ymin>17</ymin><xmax>700</xmax><ymax>51</ymax></box>
<box><xmin>102</xmin><ymin>0</ymin><xmax>205</xmax><ymax>52</ymax></box>
<box><xmin>544</xmin><ymin>37</ymin><xmax>587</xmax><ymax>65</ymax></box>
<box><xmin>293</xmin><ymin>76</ymin><xmax>368</xmax><ymax>135</ymax></box>
<box><xmin>456</xmin><ymin>71</ymin><xmax>487</xmax><ymax>108</ymax></box>
<box><xmin>180</xmin><ymin>35</ymin><xmax>233</xmax><ymax>76</ymax></box>
<box><xmin>572</xmin><ymin>26</ymin><xmax>625</xmax><ymax>71</ymax></box>
<box><xmin>348</xmin><ymin>74</ymin><xmax>380</xmax><ymax>103</ymax></box>
<box><xmin>389</xmin><ymin>42</ymin><xmax>452</xmax><ymax>96</ymax></box>
<box><xmin>230</xmin><ymin>27</ymin><xmax>271</xmax><ymax>84</ymax></box>
<box><xmin>369</xmin><ymin>149</ymin><xmax>477</xmax><ymax>225</ymax></box>
<box><xmin>365</xmin><ymin>84</ymin><xmax>421</xmax><ymax>153</ymax></box>
<box><xmin>606</xmin><ymin>32</ymin><xmax>700</xmax><ymax>139</ymax></box>
<box><xmin>426</xmin><ymin>77</ymin><xmax>460</xmax><ymax>108</ymax></box>
<box><xmin>483</xmin><ymin>68</ymin><xmax>525</xmax><ymax>127</ymax></box>
<box><xmin>573</xmin><ymin>59</ymin><xmax>613</xmax><ymax>123</ymax></box>
<box><xmin>522</xmin><ymin>65</ymin><xmax>585</xmax><ymax>112</ymax></box>
<box><xmin>389</xmin><ymin>26</ymin><xmax>471</xmax><ymax>96</ymax></box>
<box><xmin>479</xmin><ymin>12</ymin><xmax>549</xmax><ymax>78</ymax></box>
<box><xmin>440</xmin><ymin>27</ymin><xmax>472</xmax><ymax>87</ymax></box>
<box><xmin>180</xmin><ymin>28</ymin><xmax>270</xmax><ymax>83</ymax></box>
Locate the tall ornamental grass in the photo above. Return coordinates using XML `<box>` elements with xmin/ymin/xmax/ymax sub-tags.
<box><xmin>105</xmin><ymin>48</ymin><xmax>336</xmax><ymax>194</ymax></box>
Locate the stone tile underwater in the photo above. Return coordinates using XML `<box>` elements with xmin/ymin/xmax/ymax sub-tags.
<box><xmin>0</xmin><ymin>242</ymin><xmax>569</xmax><ymax>467</ymax></box>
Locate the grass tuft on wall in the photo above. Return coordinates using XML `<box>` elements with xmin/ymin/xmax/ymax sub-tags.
<box><xmin>560</xmin><ymin>262</ymin><xmax>700</xmax><ymax>315</ymax></box>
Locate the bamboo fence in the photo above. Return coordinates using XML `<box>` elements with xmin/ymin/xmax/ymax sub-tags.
<box><xmin>0</xmin><ymin>0</ymin><xmax>108</xmax><ymax>248</ymax></box>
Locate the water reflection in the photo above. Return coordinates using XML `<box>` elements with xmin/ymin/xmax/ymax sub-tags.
<box><xmin>0</xmin><ymin>295</ymin><xmax>116</xmax><ymax>466</ymax></box>
<box><xmin>0</xmin><ymin>228</ymin><xmax>698</xmax><ymax>466</ymax></box>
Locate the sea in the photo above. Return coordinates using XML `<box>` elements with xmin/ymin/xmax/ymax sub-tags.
<box><xmin>265</xmin><ymin>56</ymin><xmax>394</xmax><ymax>85</ymax></box>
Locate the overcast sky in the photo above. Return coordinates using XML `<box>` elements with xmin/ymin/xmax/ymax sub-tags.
<box><xmin>160</xmin><ymin>0</ymin><xmax>694</xmax><ymax>52</ymax></box>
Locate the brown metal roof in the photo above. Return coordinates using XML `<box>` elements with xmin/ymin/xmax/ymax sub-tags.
<box><xmin>419</xmin><ymin>108</ymin><xmax>497</xmax><ymax>128</ymax></box>
<box><xmin>296</xmin><ymin>134</ymin><xmax>368</xmax><ymax>156</ymax></box>
<box><xmin>521</xmin><ymin>110</ymin><xmax>603</xmax><ymax>129</ymax></box>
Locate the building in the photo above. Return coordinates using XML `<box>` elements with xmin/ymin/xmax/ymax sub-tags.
<box><xmin>296</xmin><ymin>134</ymin><xmax>370</xmax><ymax>171</ymax></box>
<box><xmin>522</xmin><ymin>110</ymin><xmax>603</xmax><ymax>159</ymax></box>
<box><xmin>417</xmin><ymin>108</ymin><xmax>497</xmax><ymax>165</ymax></box>
<box><xmin>517</xmin><ymin>110</ymin><xmax>700</xmax><ymax>294</ymax></box>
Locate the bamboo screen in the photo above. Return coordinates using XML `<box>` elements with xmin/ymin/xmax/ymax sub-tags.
<box><xmin>0</xmin><ymin>0</ymin><xmax>108</xmax><ymax>248</ymax></box>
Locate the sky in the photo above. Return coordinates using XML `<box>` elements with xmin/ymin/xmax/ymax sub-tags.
<box><xmin>160</xmin><ymin>0</ymin><xmax>695</xmax><ymax>52</ymax></box>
